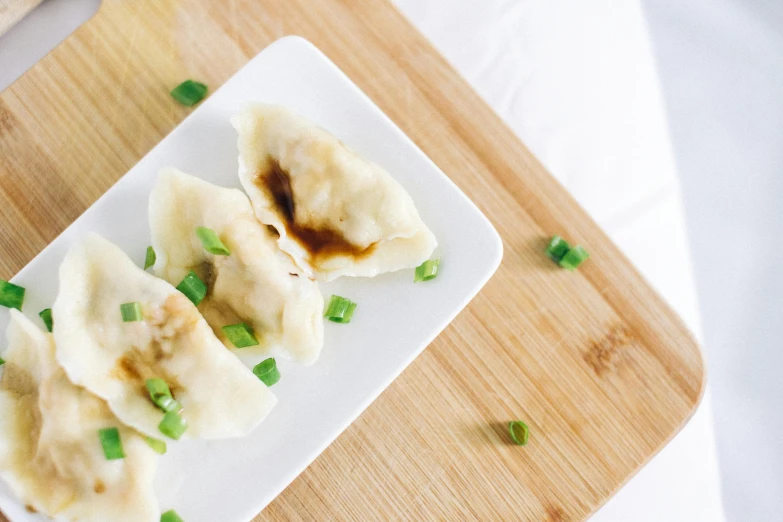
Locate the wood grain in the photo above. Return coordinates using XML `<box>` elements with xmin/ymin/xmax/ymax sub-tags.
<box><xmin>0</xmin><ymin>0</ymin><xmax>704</xmax><ymax>520</ymax></box>
<box><xmin>0</xmin><ymin>0</ymin><xmax>41</xmax><ymax>36</ymax></box>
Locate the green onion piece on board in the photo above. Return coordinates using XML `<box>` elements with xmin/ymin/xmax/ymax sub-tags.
<box><xmin>508</xmin><ymin>421</ymin><xmax>530</xmax><ymax>446</ymax></box>
<box><xmin>145</xmin><ymin>437</ymin><xmax>167</xmax><ymax>455</ymax></box>
<box><xmin>176</xmin><ymin>271</ymin><xmax>207</xmax><ymax>306</ymax></box>
<box><xmin>39</xmin><ymin>308</ymin><xmax>53</xmax><ymax>332</ymax></box>
<box><xmin>145</xmin><ymin>378</ymin><xmax>182</xmax><ymax>413</ymax></box>
<box><xmin>144</xmin><ymin>246</ymin><xmax>156</xmax><ymax>270</ymax></box>
<box><xmin>170</xmin><ymin>79</ymin><xmax>208</xmax><ymax>107</ymax></box>
<box><xmin>161</xmin><ymin>509</ymin><xmax>185</xmax><ymax>522</ymax></box>
<box><xmin>324</xmin><ymin>295</ymin><xmax>357</xmax><ymax>324</ymax></box>
<box><xmin>159</xmin><ymin>411</ymin><xmax>187</xmax><ymax>440</ymax></box>
<box><xmin>221</xmin><ymin>323</ymin><xmax>258</xmax><ymax>348</ymax></box>
<box><xmin>414</xmin><ymin>258</ymin><xmax>441</xmax><ymax>282</ymax></box>
<box><xmin>546</xmin><ymin>236</ymin><xmax>571</xmax><ymax>262</ymax></box>
<box><xmin>196</xmin><ymin>227</ymin><xmax>231</xmax><ymax>256</ymax></box>
<box><xmin>120</xmin><ymin>302</ymin><xmax>143</xmax><ymax>322</ymax></box>
<box><xmin>0</xmin><ymin>280</ymin><xmax>25</xmax><ymax>311</ymax></box>
<box><xmin>98</xmin><ymin>427</ymin><xmax>125</xmax><ymax>460</ymax></box>
<box><xmin>252</xmin><ymin>358</ymin><xmax>280</xmax><ymax>386</ymax></box>
<box><xmin>558</xmin><ymin>245</ymin><xmax>590</xmax><ymax>271</ymax></box>
<box><xmin>0</xmin><ymin>357</ymin><xmax>5</xmax><ymax>366</ymax></box>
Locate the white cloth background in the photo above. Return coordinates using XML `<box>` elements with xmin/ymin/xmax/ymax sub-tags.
<box><xmin>643</xmin><ymin>1</ymin><xmax>783</xmax><ymax>520</ymax></box>
<box><xmin>0</xmin><ymin>0</ymin><xmax>734</xmax><ymax>519</ymax></box>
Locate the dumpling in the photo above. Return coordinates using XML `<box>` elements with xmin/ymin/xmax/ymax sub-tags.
<box><xmin>52</xmin><ymin>234</ymin><xmax>276</xmax><ymax>440</ymax></box>
<box><xmin>149</xmin><ymin>168</ymin><xmax>324</xmax><ymax>365</ymax></box>
<box><xmin>232</xmin><ymin>103</ymin><xmax>437</xmax><ymax>282</ymax></box>
<box><xmin>0</xmin><ymin>310</ymin><xmax>159</xmax><ymax>522</ymax></box>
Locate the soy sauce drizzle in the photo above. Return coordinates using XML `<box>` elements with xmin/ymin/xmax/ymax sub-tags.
<box><xmin>257</xmin><ymin>159</ymin><xmax>376</xmax><ymax>261</ymax></box>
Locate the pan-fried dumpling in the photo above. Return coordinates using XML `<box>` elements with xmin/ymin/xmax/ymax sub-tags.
<box><xmin>52</xmin><ymin>234</ymin><xmax>276</xmax><ymax>440</ymax></box>
<box><xmin>0</xmin><ymin>310</ymin><xmax>159</xmax><ymax>522</ymax></box>
<box><xmin>232</xmin><ymin>104</ymin><xmax>437</xmax><ymax>282</ymax></box>
<box><xmin>149</xmin><ymin>168</ymin><xmax>324</xmax><ymax>365</ymax></box>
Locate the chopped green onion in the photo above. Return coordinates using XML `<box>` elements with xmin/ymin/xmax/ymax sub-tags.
<box><xmin>414</xmin><ymin>258</ymin><xmax>441</xmax><ymax>282</ymax></box>
<box><xmin>546</xmin><ymin>236</ymin><xmax>571</xmax><ymax>262</ymax></box>
<box><xmin>508</xmin><ymin>421</ymin><xmax>530</xmax><ymax>446</ymax></box>
<box><xmin>145</xmin><ymin>378</ymin><xmax>182</xmax><ymax>413</ymax></box>
<box><xmin>170</xmin><ymin>79</ymin><xmax>208</xmax><ymax>107</ymax></box>
<box><xmin>196</xmin><ymin>227</ymin><xmax>230</xmax><ymax>256</ymax></box>
<box><xmin>161</xmin><ymin>509</ymin><xmax>184</xmax><ymax>522</ymax></box>
<box><xmin>159</xmin><ymin>411</ymin><xmax>187</xmax><ymax>440</ymax></box>
<box><xmin>221</xmin><ymin>323</ymin><xmax>258</xmax><ymax>348</ymax></box>
<box><xmin>120</xmin><ymin>302</ymin><xmax>143</xmax><ymax>322</ymax></box>
<box><xmin>324</xmin><ymin>295</ymin><xmax>357</xmax><ymax>323</ymax></box>
<box><xmin>546</xmin><ymin>236</ymin><xmax>590</xmax><ymax>271</ymax></box>
<box><xmin>39</xmin><ymin>308</ymin><xmax>53</xmax><ymax>332</ymax></box>
<box><xmin>176</xmin><ymin>271</ymin><xmax>207</xmax><ymax>306</ymax></box>
<box><xmin>144</xmin><ymin>246</ymin><xmax>156</xmax><ymax>270</ymax></box>
<box><xmin>146</xmin><ymin>378</ymin><xmax>171</xmax><ymax>398</ymax></box>
<box><xmin>253</xmin><ymin>358</ymin><xmax>280</xmax><ymax>386</ymax></box>
<box><xmin>558</xmin><ymin>245</ymin><xmax>590</xmax><ymax>271</ymax></box>
<box><xmin>0</xmin><ymin>280</ymin><xmax>25</xmax><ymax>311</ymax></box>
<box><xmin>145</xmin><ymin>436</ymin><xmax>167</xmax><ymax>455</ymax></box>
<box><xmin>98</xmin><ymin>427</ymin><xmax>125</xmax><ymax>460</ymax></box>
<box><xmin>0</xmin><ymin>357</ymin><xmax>5</xmax><ymax>366</ymax></box>
<box><xmin>156</xmin><ymin>395</ymin><xmax>182</xmax><ymax>413</ymax></box>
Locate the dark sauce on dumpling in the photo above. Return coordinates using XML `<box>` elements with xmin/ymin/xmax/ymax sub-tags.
<box><xmin>267</xmin><ymin>159</ymin><xmax>295</xmax><ymax>223</ymax></box>
<box><xmin>257</xmin><ymin>159</ymin><xmax>377</xmax><ymax>261</ymax></box>
<box><xmin>111</xmin><ymin>295</ymin><xmax>186</xmax><ymax>399</ymax></box>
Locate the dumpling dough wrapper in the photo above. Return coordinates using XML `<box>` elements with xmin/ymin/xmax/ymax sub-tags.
<box><xmin>149</xmin><ymin>168</ymin><xmax>324</xmax><ymax>365</ymax></box>
<box><xmin>53</xmin><ymin>234</ymin><xmax>277</xmax><ymax>440</ymax></box>
<box><xmin>233</xmin><ymin>103</ymin><xmax>437</xmax><ymax>282</ymax></box>
<box><xmin>0</xmin><ymin>310</ymin><xmax>159</xmax><ymax>522</ymax></box>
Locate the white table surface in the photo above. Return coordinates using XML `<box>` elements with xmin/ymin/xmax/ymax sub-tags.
<box><xmin>0</xmin><ymin>0</ymin><xmax>731</xmax><ymax>520</ymax></box>
<box><xmin>643</xmin><ymin>1</ymin><xmax>783</xmax><ymax>520</ymax></box>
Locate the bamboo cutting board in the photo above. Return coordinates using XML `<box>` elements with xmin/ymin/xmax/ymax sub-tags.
<box><xmin>0</xmin><ymin>1</ymin><xmax>704</xmax><ymax>520</ymax></box>
<box><xmin>0</xmin><ymin>0</ymin><xmax>42</xmax><ymax>36</ymax></box>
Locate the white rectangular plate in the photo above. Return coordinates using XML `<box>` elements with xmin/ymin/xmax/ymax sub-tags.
<box><xmin>0</xmin><ymin>36</ymin><xmax>502</xmax><ymax>522</ymax></box>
